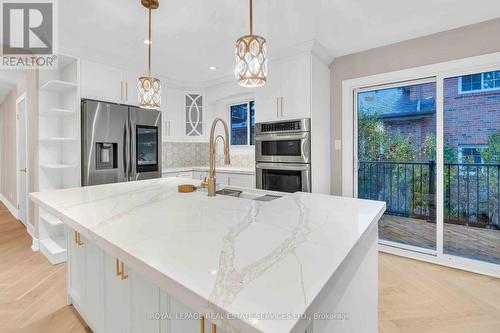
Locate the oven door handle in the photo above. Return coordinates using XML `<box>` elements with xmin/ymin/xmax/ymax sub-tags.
<box><xmin>256</xmin><ymin>163</ymin><xmax>311</xmax><ymax>171</ymax></box>
<box><xmin>255</xmin><ymin>132</ymin><xmax>310</xmax><ymax>141</ymax></box>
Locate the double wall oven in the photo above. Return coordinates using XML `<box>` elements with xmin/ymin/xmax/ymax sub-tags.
<box><xmin>255</xmin><ymin>118</ymin><xmax>311</xmax><ymax>193</ymax></box>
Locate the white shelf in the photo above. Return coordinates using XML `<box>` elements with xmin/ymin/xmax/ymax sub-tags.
<box><xmin>40</xmin><ymin>164</ymin><xmax>79</xmax><ymax>169</ymax></box>
<box><xmin>40</xmin><ymin>236</ymin><xmax>67</xmax><ymax>264</ymax></box>
<box><xmin>40</xmin><ymin>108</ymin><xmax>75</xmax><ymax>117</ymax></box>
<box><xmin>40</xmin><ymin>137</ymin><xmax>78</xmax><ymax>143</ymax></box>
<box><xmin>40</xmin><ymin>212</ymin><xmax>63</xmax><ymax>227</ymax></box>
<box><xmin>39</xmin><ymin>80</ymin><xmax>78</xmax><ymax>93</ymax></box>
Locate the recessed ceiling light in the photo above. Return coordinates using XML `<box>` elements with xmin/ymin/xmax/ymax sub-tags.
<box><xmin>209</xmin><ymin>66</ymin><xmax>217</xmax><ymax>70</ymax></box>
<box><xmin>144</xmin><ymin>39</ymin><xmax>152</xmax><ymax>45</ymax></box>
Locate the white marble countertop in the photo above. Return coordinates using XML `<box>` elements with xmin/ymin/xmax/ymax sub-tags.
<box><xmin>163</xmin><ymin>166</ymin><xmax>255</xmax><ymax>175</ymax></box>
<box><xmin>30</xmin><ymin>178</ymin><xmax>385</xmax><ymax>333</ymax></box>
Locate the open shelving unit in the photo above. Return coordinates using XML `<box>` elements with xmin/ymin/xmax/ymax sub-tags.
<box><xmin>38</xmin><ymin>55</ymin><xmax>81</xmax><ymax>264</ymax></box>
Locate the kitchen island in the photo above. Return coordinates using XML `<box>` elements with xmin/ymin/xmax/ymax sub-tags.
<box><xmin>30</xmin><ymin>177</ymin><xmax>385</xmax><ymax>333</ymax></box>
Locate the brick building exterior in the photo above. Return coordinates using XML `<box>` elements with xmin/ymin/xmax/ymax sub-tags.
<box><xmin>443</xmin><ymin>76</ymin><xmax>500</xmax><ymax>152</ymax></box>
<box><xmin>359</xmin><ymin>76</ymin><xmax>500</xmax><ymax>163</ymax></box>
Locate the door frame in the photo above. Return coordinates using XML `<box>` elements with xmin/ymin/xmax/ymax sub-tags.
<box><xmin>16</xmin><ymin>93</ymin><xmax>28</xmax><ymax>226</ymax></box>
<box><xmin>342</xmin><ymin>51</ymin><xmax>500</xmax><ymax>278</ymax></box>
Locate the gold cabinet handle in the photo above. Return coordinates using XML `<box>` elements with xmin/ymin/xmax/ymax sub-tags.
<box><xmin>19</xmin><ymin>168</ymin><xmax>27</xmax><ymax>173</ymax></box>
<box><xmin>116</xmin><ymin>258</ymin><xmax>121</xmax><ymax>276</ymax></box>
<box><xmin>75</xmin><ymin>231</ymin><xmax>83</xmax><ymax>246</ymax></box>
<box><xmin>200</xmin><ymin>315</ymin><xmax>216</xmax><ymax>333</ymax></box>
<box><xmin>120</xmin><ymin>262</ymin><xmax>128</xmax><ymax>280</ymax></box>
<box><xmin>115</xmin><ymin>258</ymin><xmax>128</xmax><ymax>280</ymax></box>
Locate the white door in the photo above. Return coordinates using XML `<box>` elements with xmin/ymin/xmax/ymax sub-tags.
<box><xmin>254</xmin><ymin>64</ymin><xmax>281</xmax><ymax>123</ymax></box>
<box><xmin>280</xmin><ymin>54</ymin><xmax>311</xmax><ymax>120</ymax></box>
<box><xmin>16</xmin><ymin>95</ymin><xmax>28</xmax><ymax>225</ymax></box>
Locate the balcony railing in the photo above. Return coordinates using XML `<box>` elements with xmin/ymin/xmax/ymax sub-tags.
<box><xmin>358</xmin><ymin>161</ymin><xmax>500</xmax><ymax>229</ymax></box>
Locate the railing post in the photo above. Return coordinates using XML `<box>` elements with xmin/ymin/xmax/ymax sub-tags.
<box><xmin>428</xmin><ymin>160</ymin><xmax>436</xmax><ymax>223</ymax></box>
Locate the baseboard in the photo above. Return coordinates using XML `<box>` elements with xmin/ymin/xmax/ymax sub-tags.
<box><xmin>31</xmin><ymin>237</ymin><xmax>40</xmax><ymax>251</ymax></box>
<box><xmin>27</xmin><ymin>223</ymin><xmax>39</xmax><ymax>251</ymax></box>
<box><xmin>0</xmin><ymin>194</ymin><xmax>19</xmax><ymax>219</ymax></box>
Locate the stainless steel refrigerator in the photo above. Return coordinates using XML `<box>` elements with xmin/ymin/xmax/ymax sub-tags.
<box><xmin>81</xmin><ymin>99</ymin><xmax>162</xmax><ymax>186</ymax></box>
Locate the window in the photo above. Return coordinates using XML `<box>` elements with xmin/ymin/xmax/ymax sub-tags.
<box><xmin>459</xmin><ymin>71</ymin><xmax>500</xmax><ymax>93</ymax></box>
<box><xmin>458</xmin><ymin>145</ymin><xmax>486</xmax><ymax>164</ymax></box>
<box><xmin>230</xmin><ymin>100</ymin><xmax>255</xmax><ymax>146</ymax></box>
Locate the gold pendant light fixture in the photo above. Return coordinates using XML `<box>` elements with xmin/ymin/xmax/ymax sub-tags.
<box><xmin>138</xmin><ymin>0</ymin><xmax>161</xmax><ymax>109</ymax></box>
<box><xmin>234</xmin><ymin>0</ymin><xmax>268</xmax><ymax>88</ymax></box>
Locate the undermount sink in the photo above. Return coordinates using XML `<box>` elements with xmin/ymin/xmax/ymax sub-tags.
<box><xmin>215</xmin><ymin>189</ymin><xmax>242</xmax><ymax>197</ymax></box>
<box><xmin>215</xmin><ymin>188</ymin><xmax>281</xmax><ymax>201</ymax></box>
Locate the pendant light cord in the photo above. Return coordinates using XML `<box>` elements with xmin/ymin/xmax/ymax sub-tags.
<box><xmin>249</xmin><ymin>0</ymin><xmax>253</xmax><ymax>36</ymax></box>
<box><xmin>148</xmin><ymin>7</ymin><xmax>152</xmax><ymax>77</ymax></box>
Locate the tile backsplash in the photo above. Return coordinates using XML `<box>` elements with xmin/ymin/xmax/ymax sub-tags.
<box><xmin>162</xmin><ymin>142</ymin><xmax>255</xmax><ymax>169</ymax></box>
<box><xmin>162</xmin><ymin>142</ymin><xmax>209</xmax><ymax>169</ymax></box>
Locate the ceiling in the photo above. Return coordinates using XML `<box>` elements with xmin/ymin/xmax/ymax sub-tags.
<box><xmin>0</xmin><ymin>70</ymin><xmax>25</xmax><ymax>105</ymax></box>
<box><xmin>60</xmin><ymin>0</ymin><xmax>500</xmax><ymax>84</ymax></box>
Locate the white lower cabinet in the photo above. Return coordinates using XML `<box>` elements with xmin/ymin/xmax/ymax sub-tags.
<box><xmin>130</xmin><ymin>268</ymin><xmax>160</xmax><ymax>333</ymax></box>
<box><xmin>167</xmin><ymin>170</ymin><xmax>256</xmax><ymax>189</ymax></box>
<box><xmin>85</xmin><ymin>240</ymin><xmax>104</xmax><ymax>332</ymax></box>
<box><xmin>68</xmin><ymin>228</ymin><xmax>222</xmax><ymax>333</ymax></box>
<box><xmin>103</xmin><ymin>253</ymin><xmax>131</xmax><ymax>333</ymax></box>
<box><xmin>68</xmin><ymin>230</ymin><xmax>85</xmax><ymax>306</ymax></box>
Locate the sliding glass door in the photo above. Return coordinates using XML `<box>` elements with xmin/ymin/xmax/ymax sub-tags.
<box><xmin>442</xmin><ymin>71</ymin><xmax>500</xmax><ymax>265</ymax></box>
<box><xmin>356</xmin><ymin>79</ymin><xmax>437</xmax><ymax>251</ymax></box>
<box><xmin>354</xmin><ymin>68</ymin><xmax>500</xmax><ymax>269</ymax></box>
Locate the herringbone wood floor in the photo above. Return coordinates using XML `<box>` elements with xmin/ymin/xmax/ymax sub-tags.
<box><xmin>0</xmin><ymin>202</ymin><xmax>499</xmax><ymax>333</ymax></box>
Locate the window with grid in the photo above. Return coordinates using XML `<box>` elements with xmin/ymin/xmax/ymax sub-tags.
<box><xmin>459</xmin><ymin>71</ymin><xmax>500</xmax><ymax>93</ymax></box>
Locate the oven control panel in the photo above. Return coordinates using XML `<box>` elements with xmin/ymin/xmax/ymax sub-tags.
<box><xmin>257</xmin><ymin>118</ymin><xmax>311</xmax><ymax>134</ymax></box>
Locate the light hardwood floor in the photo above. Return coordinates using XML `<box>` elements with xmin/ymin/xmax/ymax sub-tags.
<box><xmin>0</xmin><ymin>202</ymin><xmax>499</xmax><ymax>333</ymax></box>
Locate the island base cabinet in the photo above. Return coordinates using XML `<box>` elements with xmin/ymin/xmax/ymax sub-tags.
<box><xmin>103</xmin><ymin>253</ymin><xmax>131</xmax><ymax>333</ymax></box>
<box><xmin>160</xmin><ymin>291</ymin><xmax>227</xmax><ymax>333</ymax></box>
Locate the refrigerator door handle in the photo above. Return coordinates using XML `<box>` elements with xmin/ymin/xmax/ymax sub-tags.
<box><xmin>123</xmin><ymin>123</ymin><xmax>129</xmax><ymax>181</ymax></box>
<box><xmin>129</xmin><ymin>120</ymin><xmax>135</xmax><ymax>181</ymax></box>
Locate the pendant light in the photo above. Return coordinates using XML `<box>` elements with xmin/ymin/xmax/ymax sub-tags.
<box><xmin>138</xmin><ymin>0</ymin><xmax>161</xmax><ymax>109</ymax></box>
<box><xmin>234</xmin><ymin>0</ymin><xmax>268</xmax><ymax>88</ymax></box>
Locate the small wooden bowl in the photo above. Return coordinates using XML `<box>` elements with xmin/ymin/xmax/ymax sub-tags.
<box><xmin>177</xmin><ymin>184</ymin><xmax>196</xmax><ymax>193</ymax></box>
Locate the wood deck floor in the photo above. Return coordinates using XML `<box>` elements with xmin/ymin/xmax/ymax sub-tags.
<box><xmin>1</xmin><ymin>202</ymin><xmax>499</xmax><ymax>333</ymax></box>
<box><xmin>380</xmin><ymin>214</ymin><xmax>500</xmax><ymax>264</ymax></box>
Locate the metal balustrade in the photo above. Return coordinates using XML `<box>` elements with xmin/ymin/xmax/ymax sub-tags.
<box><xmin>358</xmin><ymin>161</ymin><xmax>500</xmax><ymax>229</ymax></box>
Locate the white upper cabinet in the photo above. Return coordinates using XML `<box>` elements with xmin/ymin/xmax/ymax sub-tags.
<box><xmin>255</xmin><ymin>53</ymin><xmax>313</xmax><ymax>123</ymax></box>
<box><xmin>81</xmin><ymin>59</ymin><xmax>124</xmax><ymax>104</ymax></box>
<box><xmin>162</xmin><ymin>86</ymin><xmax>180</xmax><ymax>140</ymax></box>
<box><xmin>254</xmin><ymin>62</ymin><xmax>281</xmax><ymax>123</ymax></box>
<box><xmin>280</xmin><ymin>55</ymin><xmax>311</xmax><ymax>120</ymax></box>
<box><xmin>81</xmin><ymin>60</ymin><xmax>142</xmax><ymax>106</ymax></box>
<box><xmin>123</xmin><ymin>70</ymin><xmax>141</xmax><ymax>106</ymax></box>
